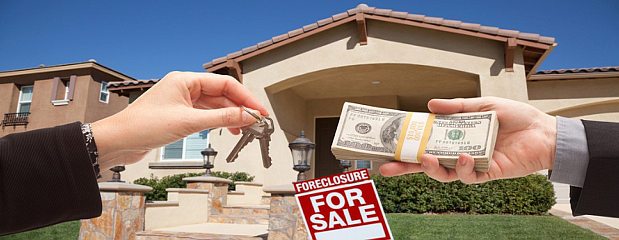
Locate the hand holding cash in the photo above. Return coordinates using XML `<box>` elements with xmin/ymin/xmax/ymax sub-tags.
<box><xmin>332</xmin><ymin>102</ymin><xmax>498</xmax><ymax>171</ymax></box>
<box><xmin>333</xmin><ymin>97</ymin><xmax>557</xmax><ymax>184</ymax></box>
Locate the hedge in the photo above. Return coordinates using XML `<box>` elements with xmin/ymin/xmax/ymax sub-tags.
<box><xmin>371</xmin><ymin>173</ymin><xmax>555</xmax><ymax>215</ymax></box>
<box><xmin>134</xmin><ymin>171</ymin><xmax>254</xmax><ymax>201</ymax></box>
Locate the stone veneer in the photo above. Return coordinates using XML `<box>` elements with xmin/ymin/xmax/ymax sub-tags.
<box><xmin>264</xmin><ymin>184</ymin><xmax>308</xmax><ymax>240</ymax></box>
<box><xmin>183</xmin><ymin>176</ymin><xmax>231</xmax><ymax>216</ymax></box>
<box><xmin>79</xmin><ymin>182</ymin><xmax>152</xmax><ymax>240</ymax></box>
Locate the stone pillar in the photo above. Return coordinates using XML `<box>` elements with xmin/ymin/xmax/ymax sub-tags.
<box><xmin>79</xmin><ymin>182</ymin><xmax>152</xmax><ymax>240</ymax></box>
<box><xmin>183</xmin><ymin>176</ymin><xmax>231</xmax><ymax>216</ymax></box>
<box><xmin>264</xmin><ymin>184</ymin><xmax>308</xmax><ymax>240</ymax></box>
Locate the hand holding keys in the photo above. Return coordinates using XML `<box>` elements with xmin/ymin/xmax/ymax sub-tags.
<box><xmin>226</xmin><ymin>107</ymin><xmax>274</xmax><ymax>168</ymax></box>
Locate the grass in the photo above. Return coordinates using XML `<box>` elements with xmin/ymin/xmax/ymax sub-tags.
<box><xmin>387</xmin><ymin>213</ymin><xmax>605</xmax><ymax>240</ymax></box>
<box><xmin>0</xmin><ymin>221</ymin><xmax>79</xmax><ymax>240</ymax></box>
<box><xmin>0</xmin><ymin>215</ymin><xmax>605</xmax><ymax>240</ymax></box>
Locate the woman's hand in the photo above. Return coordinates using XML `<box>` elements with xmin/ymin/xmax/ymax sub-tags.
<box><xmin>91</xmin><ymin>71</ymin><xmax>268</xmax><ymax>171</ymax></box>
<box><xmin>380</xmin><ymin>97</ymin><xmax>556</xmax><ymax>184</ymax></box>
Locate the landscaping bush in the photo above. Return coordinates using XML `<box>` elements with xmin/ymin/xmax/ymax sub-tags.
<box><xmin>134</xmin><ymin>171</ymin><xmax>255</xmax><ymax>201</ymax></box>
<box><xmin>372</xmin><ymin>173</ymin><xmax>555</xmax><ymax>215</ymax></box>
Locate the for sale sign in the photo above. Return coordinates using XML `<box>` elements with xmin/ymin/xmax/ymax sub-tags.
<box><xmin>294</xmin><ymin>169</ymin><xmax>392</xmax><ymax>240</ymax></box>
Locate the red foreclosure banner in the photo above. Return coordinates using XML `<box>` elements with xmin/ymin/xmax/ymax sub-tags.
<box><xmin>294</xmin><ymin>169</ymin><xmax>393</xmax><ymax>240</ymax></box>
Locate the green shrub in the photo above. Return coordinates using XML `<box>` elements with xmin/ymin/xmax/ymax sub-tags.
<box><xmin>371</xmin><ymin>173</ymin><xmax>555</xmax><ymax>215</ymax></box>
<box><xmin>133</xmin><ymin>171</ymin><xmax>255</xmax><ymax>201</ymax></box>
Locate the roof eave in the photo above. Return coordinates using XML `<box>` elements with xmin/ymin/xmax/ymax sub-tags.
<box><xmin>202</xmin><ymin>4</ymin><xmax>556</xmax><ymax>77</ymax></box>
<box><xmin>0</xmin><ymin>62</ymin><xmax>135</xmax><ymax>81</ymax></box>
<box><xmin>529</xmin><ymin>71</ymin><xmax>619</xmax><ymax>81</ymax></box>
<box><xmin>526</xmin><ymin>43</ymin><xmax>557</xmax><ymax>80</ymax></box>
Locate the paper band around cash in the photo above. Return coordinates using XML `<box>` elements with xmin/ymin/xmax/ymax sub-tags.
<box><xmin>394</xmin><ymin>112</ymin><xmax>435</xmax><ymax>162</ymax></box>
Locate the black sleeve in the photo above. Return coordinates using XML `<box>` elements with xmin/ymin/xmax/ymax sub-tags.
<box><xmin>0</xmin><ymin>122</ymin><xmax>102</xmax><ymax>235</ymax></box>
<box><xmin>570</xmin><ymin>120</ymin><xmax>619</xmax><ymax>218</ymax></box>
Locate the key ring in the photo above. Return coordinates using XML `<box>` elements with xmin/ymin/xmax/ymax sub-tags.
<box><xmin>241</xmin><ymin>106</ymin><xmax>263</xmax><ymax>123</ymax></box>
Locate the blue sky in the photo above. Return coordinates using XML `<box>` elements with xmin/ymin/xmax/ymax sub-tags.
<box><xmin>1</xmin><ymin>0</ymin><xmax>617</xmax><ymax>79</ymax></box>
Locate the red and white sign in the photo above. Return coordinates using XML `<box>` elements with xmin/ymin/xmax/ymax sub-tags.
<box><xmin>294</xmin><ymin>169</ymin><xmax>392</xmax><ymax>240</ymax></box>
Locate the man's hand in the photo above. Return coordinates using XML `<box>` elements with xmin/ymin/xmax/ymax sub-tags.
<box><xmin>380</xmin><ymin>97</ymin><xmax>557</xmax><ymax>184</ymax></box>
<box><xmin>91</xmin><ymin>71</ymin><xmax>268</xmax><ymax>171</ymax></box>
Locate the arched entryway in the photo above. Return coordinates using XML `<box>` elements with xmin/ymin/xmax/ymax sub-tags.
<box><xmin>266</xmin><ymin>63</ymin><xmax>480</xmax><ymax>179</ymax></box>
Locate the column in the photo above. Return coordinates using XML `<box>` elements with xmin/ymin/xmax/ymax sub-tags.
<box><xmin>264</xmin><ymin>184</ymin><xmax>308</xmax><ymax>240</ymax></box>
<box><xmin>79</xmin><ymin>182</ymin><xmax>152</xmax><ymax>240</ymax></box>
<box><xmin>183</xmin><ymin>176</ymin><xmax>231</xmax><ymax>216</ymax></box>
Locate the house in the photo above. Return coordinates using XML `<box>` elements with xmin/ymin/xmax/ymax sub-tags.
<box><xmin>0</xmin><ymin>61</ymin><xmax>133</xmax><ymax>137</ymax></box>
<box><xmin>108</xmin><ymin>4</ymin><xmax>619</xmax><ymax>196</ymax></box>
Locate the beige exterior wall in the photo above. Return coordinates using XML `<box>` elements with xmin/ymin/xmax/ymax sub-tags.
<box><xmin>123</xmin><ymin>149</ymin><xmax>206</xmax><ymax>182</ymax></box>
<box><xmin>124</xmin><ymin>19</ymin><xmax>531</xmax><ymax>186</ymax></box>
<box><xmin>528</xmin><ymin>77</ymin><xmax>619</xmax><ymax>122</ymax></box>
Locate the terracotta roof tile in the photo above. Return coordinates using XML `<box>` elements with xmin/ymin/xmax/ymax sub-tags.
<box><xmin>423</xmin><ymin>17</ymin><xmax>444</xmax><ymax>25</ymax></box>
<box><xmin>317</xmin><ymin>17</ymin><xmax>334</xmax><ymax>26</ymax></box>
<box><xmin>203</xmin><ymin>62</ymin><xmax>214</xmax><ymax>68</ymax></box>
<box><xmin>242</xmin><ymin>45</ymin><xmax>258</xmax><ymax>54</ymax></box>
<box><xmin>302</xmin><ymin>23</ymin><xmax>318</xmax><ymax>32</ymax></box>
<box><xmin>460</xmin><ymin>22</ymin><xmax>481</xmax><ymax>31</ymax></box>
<box><xmin>227</xmin><ymin>50</ymin><xmax>243</xmax><ymax>58</ymax></box>
<box><xmin>108</xmin><ymin>79</ymin><xmax>159</xmax><ymax>88</ymax></box>
<box><xmin>204</xmin><ymin>3</ymin><xmax>556</xmax><ymax>71</ymax></box>
<box><xmin>332</xmin><ymin>12</ymin><xmax>349</xmax><ymax>21</ymax></box>
<box><xmin>406</xmin><ymin>13</ymin><xmax>425</xmax><ymax>22</ymax></box>
<box><xmin>373</xmin><ymin>8</ymin><xmax>392</xmax><ymax>17</ymax></box>
<box><xmin>347</xmin><ymin>8</ymin><xmax>360</xmax><ymax>15</ymax></box>
<box><xmin>479</xmin><ymin>26</ymin><xmax>499</xmax><ymax>35</ymax></box>
<box><xmin>442</xmin><ymin>20</ymin><xmax>462</xmax><ymax>28</ymax></box>
<box><xmin>212</xmin><ymin>57</ymin><xmax>227</xmax><ymax>65</ymax></box>
<box><xmin>257</xmin><ymin>39</ymin><xmax>274</xmax><ymax>48</ymax></box>
<box><xmin>538</xmin><ymin>36</ymin><xmax>555</xmax><ymax>44</ymax></box>
<box><xmin>272</xmin><ymin>33</ymin><xmax>288</xmax><ymax>43</ymax></box>
<box><xmin>519</xmin><ymin>32</ymin><xmax>540</xmax><ymax>41</ymax></box>
<box><xmin>390</xmin><ymin>11</ymin><xmax>408</xmax><ymax>19</ymax></box>
<box><xmin>498</xmin><ymin>29</ymin><xmax>520</xmax><ymax>38</ymax></box>
<box><xmin>288</xmin><ymin>28</ymin><xmax>304</xmax><ymax>38</ymax></box>
<box><xmin>536</xmin><ymin>66</ymin><xmax>619</xmax><ymax>75</ymax></box>
<box><xmin>361</xmin><ymin>6</ymin><xmax>377</xmax><ymax>14</ymax></box>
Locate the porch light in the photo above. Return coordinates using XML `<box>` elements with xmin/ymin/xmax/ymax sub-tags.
<box><xmin>339</xmin><ymin>160</ymin><xmax>352</xmax><ymax>172</ymax></box>
<box><xmin>289</xmin><ymin>130</ymin><xmax>314</xmax><ymax>181</ymax></box>
<box><xmin>109</xmin><ymin>166</ymin><xmax>126</xmax><ymax>183</ymax></box>
<box><xmin>201</xmin><ymin>143</ymin><xmax>217</xmax><ymax>176</ymax></box>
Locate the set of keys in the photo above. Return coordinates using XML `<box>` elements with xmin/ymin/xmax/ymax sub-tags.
<box><xmin>226</xmin><ymin>107</ymin><xmax>274</xmax><ymax>168</ymax></box>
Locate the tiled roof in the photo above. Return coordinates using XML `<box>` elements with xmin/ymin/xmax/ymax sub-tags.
<box><xmin>535</xmin><ymin>66</ymin><xmax>619</xmax><ymax>75</ymax></box>
<box><xmin>108</xmin><ymin>79</ymin><xmax>159</xmax><ymax>88</ymax></box>
<box><xmin>203</xmin><ymin>3</ymin><xmax>555</xmax><ymax>69</ymax></box>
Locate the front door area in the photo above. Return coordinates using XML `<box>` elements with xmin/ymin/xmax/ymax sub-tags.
<box><xmin>314</xmin><ymin>117</ymin><xmax>342</xmax><ymax>178</ymax></box>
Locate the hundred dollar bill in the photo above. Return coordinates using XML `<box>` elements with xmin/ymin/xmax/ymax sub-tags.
<box><xmin>331</xmin><ymin>102</ymin><xmax>498</xmax><ymax>172</ymax></box>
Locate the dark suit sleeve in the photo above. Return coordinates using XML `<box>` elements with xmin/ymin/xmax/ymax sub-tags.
<box><xmin>570</xmin><ymin>120</ymin><xmax>619</xmax><ymax>218</ymax></box>
<box><xmin>0</xmin><ymin>122</ymin><xmax>102</xmax><ymax>235</ymax></box>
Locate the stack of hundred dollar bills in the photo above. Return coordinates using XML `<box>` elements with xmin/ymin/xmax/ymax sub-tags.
<box><xmin>331</xmin><ymin>102</ymin><xmax>498</xmax><ymax>172</ymax></box>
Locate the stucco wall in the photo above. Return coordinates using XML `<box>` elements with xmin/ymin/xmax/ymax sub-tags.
<box><xmin>84</xmin><ymin>78</ymin><xmax>129</xmax><ymax>124</ymax></box>
<box><xmin>0</xmin><ymin>75</ymin><xmax>129</xmax><ymax>137</ymax></box>
<box><xmin>0</xmin><ymin>83</ymin><xmax>18</xmax><ymax>117</ymax></box>
<box><xmin>528</xmin><ymin>77</ymin><xmax>619</xmax><ymax>122</ymax></box>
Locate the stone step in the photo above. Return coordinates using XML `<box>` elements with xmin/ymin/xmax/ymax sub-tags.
<box><xmin>221</xmin><ymin>205</ymin><xmax>270</xmax><ymax>216</ymax></box>
<box><xmin>209</xmin><ymin>214</ymin><xmax>270</xmax><ymax>225</ymax></box>
<box><xmin>137</xmin><ymin>223</ymin><xmax>268</xmax><ymax>240</ymax></box>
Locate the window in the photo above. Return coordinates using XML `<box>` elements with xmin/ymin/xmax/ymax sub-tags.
<box><xmin>99</xmin><ymin>81</ymin><xmax>109</xmax><ymax>103</ymax></box>
<box><xmin>51</xmin><ymin>78</ymin><xmax>71</xmax><ymax>106</ymax></box>
<box><xmin>161</xmin><ymin>130</ymin><xmax>210</xmax><ymax>161</ymax></box>
<box><xmin>356</xmin><ymin>160</ymin><xmax>372</xmax><ymax>170</ymax></box>
<box><xmin>17</xmin><ymin>85</ymin><xmax>33</xmax><ymax>113</ymax></box>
